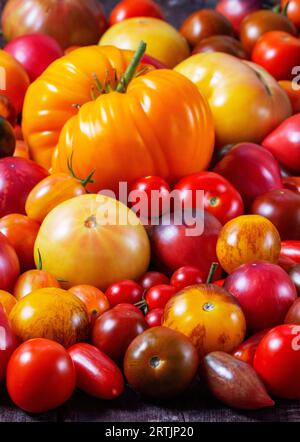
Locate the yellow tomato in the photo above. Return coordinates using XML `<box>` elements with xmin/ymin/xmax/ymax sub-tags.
<box><xmin>99</xmin><ymin>17</ymin><xmax>190</xmax><ymax>68</ymax></box>
<box><xmin>13</xmin><ymin>269</ymin><xmax>61</xmax><ymax>301</ymax></box>
<box><xmin>0</xmin><ymin>290</ymin><xmax>17</xmax><ymax>315</ymax></box>
<box><xmin>216</xmin><ymin>215</ymin><xmax>281</xmax><ymax>274</ymax></box>
<box><xmin>163</xmin><ymin>284</ymin><xmax>246</xmax><ymax>357</ymax></box>
<box><xmin>175</xmin><ymin>53</ymin><xmax>291</xmax><ymax>147</ymax></box>
<box><xmin>34</xmin><ymin>194</ymin><xmax>150</xmax><ymax>290</ymax></box>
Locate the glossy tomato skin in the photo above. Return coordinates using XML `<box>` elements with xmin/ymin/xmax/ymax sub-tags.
<box><xmin>289</xmin><ymin>264</ymin><xmax>300</xmax><ymax>295</ymax></box>
<box><xmin>285</xmin><ymin>296</ymin><xmax>300</xmax><ymax>323</ymax></box>
<box><xmin>280</xmin><ymin>240</ymin><xmax>300</xmax><ymax>263</ymax></box>
<box><xmin>216</xmin><ymin>0</ymin><xmax>261</xmax><ymax>33</ymax></box>
<box><xmin>0</xmin><ymin>95</ymin><xmax>17</xmax><ymax>127</ymax></box>
<box><xmin>281</xmin><ymin>0</ymin><xmax>300</xmax><ymax>29</ymax></box>
<box><xmin>110</xmin><ymin>0</ymin><xmax>164</xmax><ymax>26</ymax></box>
<box><xmin>13</xmin><ymin>269</ymin><xmax>60</xmax><ymax>300</ymax></box>
<box><xmin>0</xmin><ymin>157</ymin><xmax>48</xmax><ymax>217</ymax></box>
<box><xmin>68</xmin><ymin>343</ymin><xmax>124</xmax><ymax>400</ymax></box>
<box><xmin>232</xmin><ymin>329</ymin><xmax>270</xmax><ymax>366</ymax></box>
<box><xmin>113</xmin><ymin>303</ymin><xmax>144</xmax><ymax>317</ymax></box>
<box><xmin>193</xmin><ymin>35</ymin><xmax>248</xmax><ymax>59</ymax></box>
<box><xmin>0</xmin><ymin>214</ymin><xmax>40</xmax><ymax>272</ymax></box>
<box><xmin>279</xmin><ymin>80</ymin><xmax>300</xmax><ymax>114</ymax></box>
<box><xmin>0</xmin><ymin>304</ymin><xmax>17</xmax><ymax>382</ymax></box>
<box><xmin>0</xmin><ymin>290</ymin><xmax>17</xmax><ymax>315</ymax></box>
<box><xmin>124</xmin><ymin>326</ymin><xmax>199</xmax><ymax>398</ymax></box>
<box><xmin>138</xmin><ymin>271</ymin><xmax>169</xmax><ymax>290</ymax></box>
<box><xmin>7</xmin><ymin>338</ymin><xmax>76</xmax><ymax>413</ymax></box>
<box><xmin>145</xmin><ymin>285</ymin><xmax>177</xmax><ymax>311</ymax></box>
<box><xmin>68</xmin><ymin>285</ymin><xmax>110</xmax><ymax>323</ymax></box>
<box><xmin>92</xmin><ymin>307</ymin><xmax>148</xmax><ymax>363</ymax></box>
<box><xmin>282</xmin><ymin>176</ymin><xmax>300</xmax><ymax>194</ymax></box>
<box><xmin>145</xmin><ymin>308</ymin><xmax>163</xmax><ymax>327</ymax></box>
<box><xmin>105</xmin><ymin>280</ymin><xmax>143</xmax><ymax>307</ymax></box>
<box><xmin>254</xmin><ymin>325</ymin><xmax>300</xmax><ymax>399</ymax></box>
<box><xmin>174</xmin><ymin>171</ymin><xmax>244</xmax><ymax>225</ymax></box>
<box><xmin>0</xmin><ymin>232</ymin><xmax>20</xmax><ymax>292</ymax></box>
<box><xmin>170</xmin><ymin>266</ymin><xmax>203</xmax><ymax>291</ymax></box>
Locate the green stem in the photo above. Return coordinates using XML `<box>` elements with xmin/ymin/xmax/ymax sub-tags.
<box><xmin>116</xmin><ymin>41</ymin><xmax>147</xmax><ymax>93</ymax></box>
<box><xmin>37</xmin><ymin>249</ymin><xmax>43</xmax><ymax>270</ymax></box>
<box><xmin>282</xmin><ymin>1</ymin><xmax>289</xmax><ymax>15</ymax></box>
<box><xmin>206</xmin><ymin>262</ymin><xmax>219</xmax><ymax>284</ymax></box>
<box><xmin>67</xmin><ymin>152</ymin><xmax>95</xmax><ymax>190</ymax></box>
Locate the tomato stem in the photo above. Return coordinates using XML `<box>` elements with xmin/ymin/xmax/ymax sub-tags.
<box><xmin>37</xmin><ymin>249</ymin><xmax>43</xmax><ymax>271</ymax></box>
<box><xmin>116</xmin><ymin>41</ymin><xmax>147</xmax><ymax>93</ymax></box>
<box><xmin>67</xmin><ymin>152</ymin><xmax>95</xmax><ymax>190</ymax></box>
<box><xmin>282</xmin><ymin>1</ymin><xmax>290</xmax><ymax>16</ymax></box>
<box><xmin>206</xmin><ymin>262</ymin><xmax>219</xmax><ymax>284</ymax></box>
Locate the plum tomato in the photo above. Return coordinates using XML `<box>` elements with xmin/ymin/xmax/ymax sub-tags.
<box><xmin>232</xmin><ymin>329</ymin><xmax>271</xmax><ymax>366</ymax></box>
<box><xmin>170</xmin><ymin>266</ymin><xmax>203</xmax><ymax>290</ymax></box>
<box><xmin>145</xmin><ymin>284</ymin><xmax>177</xmax><ymax>311</ymax></box>
<box><xmin>110</xmin><ymin>0</ymin><xmax>165</xmax><ymax>26</ymax></box>
<box><xmin>68</xmin><ymin>285</ymin><xmax>110</xmax><ymax>323</ymax></box>
<box><xmin>105</xmin><ymin>280</ymin><xmax>144</xmax><ymax>307</ymax></box>
<box><xmin>138</xmin><ymin>271</ymin><xmax>169</xmax><ymax>290</ymax></box>
<box><xmin>145</xmin><ymin>308</ymin><xmax>164</xmax><ymax>327</ymax></box>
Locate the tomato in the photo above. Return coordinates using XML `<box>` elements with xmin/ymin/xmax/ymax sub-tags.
<box><xmin>281</xmin><ymin>0</ymin><xmax>300</xmax><ymax>29</ymax></box>
<box><xmin>232</xmin><ymin>329</ymin><xmax>271</xmax><ymax>366</ymax></box>
<box><xmin>170</xmin><ymin>266</ymin><xmax>203</xmax><ymax>291</ymax></box>
<box><xmin>279</xmin><ymin>81</ymin><xmax>300</xmax><ymax>114</ymax></box>
<box><xmin>13</xmin><ymin>269</ymin><xmax>60</xmax><ymax>300</ymax></box>
<box><xmin>7</xmin><ymin>338</ymin><xmax>76</xmax><ymax>413</ymax></box>
<box><xmin>68</xmin><ymin>343</ymin><xmax>124</xmax><ymax>400</ymax></box>
<box><xmin>114</xmin><ymin>303</ymin><xmax>144</xmax><ymax>317</ymax></box>
<box><xmin>280</xmin><ymin>240</ymin><xmax>300</xmax><ymax>263</ymax></box>
<box><xmin>0</xmin><ymin>290</ymin><xmax>17</xmax><ymax>315</ymax></box>
<box><xmin>216</xmin><ymin>0</ymin><xmax>261</xmax><ymax>33</ymax></box>
<box><xmin>0</xmin><ymin>117</ymin><xmax>15</xmax><ymax>158</ymax></box>
<box><xmin>0</xmin><ymin>95</ymin><xmax>17</xmax><ymax>127</ymax></box>
<box><xmin>105</xmin><ymin>280</ymin><xmax>143</xmax><ymax>307</ymax></box>
<box><xmin>68</xmin><ymin>285</ymin><xmax>110</xmax><ymax>323</ymax></box>
<box><xmin>163</xmin><ymin>284</ymin><xmax>246</xmax><ymax>357</ymax></box>
<box><xmin>282</xmin><ymin>176</ymin><xmax>300</xmax><ymax>194</ymax></box>
<box><xmin>180</xmin><ymin>9</ymin><xmax>233</xmax><ymax>48</ymax></box>
<box><xmin>110</xmin><ymin>0</ymin><xmax>165</xmax><ymax>26</ymax></box>
<box><xmin>145</xmin><ymin>285</ymin><xmax>177</xmax><ymax>311</ymax></box>
<box><xmin>13</xmin><ymin>140</ymin><xmax>30</xmax><ymax>159</ymax></box>
<box><xmin>25</xmin><ymin>173</ymin><xmax>86</xmax><ymax>224</ymax></box>
<box><xmin>254</xmin><ymin>325</ymin><xmax>300</xmax><ymax>399</ymax></box>
<box><xmin>0</xmin><ymin>214</ymin><xmax>40</xmax><ymax>272</ymax></box>
<box><xmin>129</xmin><ymin>176</ymin><xmax>171</xmax><ymax>220</ymax></box>
<box><xmin>9</xmin><ymin>287</ymin><xmax>89</xmax><ymax>348</ymax></box>
<box><xmin>216</xmin><ymin>215</ymin><xmax>281</xmax><ymax>274</ymax></box>
<box><xmin>0</xmin><ymin>49</ymin><xmax>29</xmax><ymax>114</ymax></box>
<box><xmin>193</xmin><ymin>35</ymin><xmax>248</xmax><ymax>59</ymax></box>
<box><xmin>145</xmin><ymin>308</ymin><xmax>163</xmax><ymax>327</ymax></box>
<box><xmin>0</xmin><ymin>304</ymin><xmax>17</xmax><ymax>382</ymax></box>
<box><xmin>285</xmin><ymin>296</ymin><xmax>300</xmax><ymax>323</ymax></box>
<box><xmin>92</xmin><ymin>306</ymin><xmax>148</xmax><ymax>363</ymax></box>
<box><xmin>0</xmin><ymin>232</ymin><xmax>20</xmax><ymax>292</ymax></box>
<box><xmin>138</xmin><ymin>271</ymin><xmax>169</xmax><ymax>290</ymax></box>
<box><xmin>174</xmin><ymin>171</ymin><xmax>244</xmax><ymax>225</ymax></box>
<box><xmin>124</xmin><ymin>326</ymin><xmax>199</xmax><ymax>398</ymax></box>
<box><xmin>34</xmin><ymin>194</ymin><xmax>150</xmax><ymax>290</ymax></box>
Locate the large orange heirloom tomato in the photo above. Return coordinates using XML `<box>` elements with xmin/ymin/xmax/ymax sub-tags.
<box><xmin>175</xmin><ymin>52</ymin><xmax>291</xmax><ymax>148</ymax></box>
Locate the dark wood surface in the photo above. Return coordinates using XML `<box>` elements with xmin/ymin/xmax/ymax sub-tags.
<box><xmin>0</xmin><ymin>0</ymin><xmax>298</xmax><ymax>423</ymax></box>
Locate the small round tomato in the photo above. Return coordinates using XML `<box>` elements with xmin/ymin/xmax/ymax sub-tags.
<box><xmin>68</xmin><ymin>343</ymin><xmax>124</xmax><ymax>400</ymax></box>
<box><xmin>254</xmin><ymin>325</ymin><xmax>300</xmax><ymax>399</ymax></box>
<box><xmin>129</xmin><ymin>176</ymin><xmax>171</xmax><ymax>220</ymax></box>
<box><xmin>105</xmin><ymin>280</ymin><xmax>144</xmax><ymax>307</ymax></box>
<box><xmin>138</xmin><ymin>271</ymin><xmax>169</xmax><ymax>290</ymax></box>
<box><xmin>170</xmin><ymin>266</ymin><xmax>203</xmax><ymax>290</ymax></box>
<box><xmin>174</xmin><ymin>172</ymin><xmax>244</xmax><ymax>225</ymax></box>
<box><xmin>252</xmin><ymin>31</ymin><xmax>300</xmax><ymax>81</ymax></box>
<box><xmin>0</xmin><ymin>214</ymin><xmax>40</xmax><ymax>272</ymax></box>
<box><xmin>124</xmin><ymin>326</ymin><xmax>199</xmax><ymax>398</ymax></box>
<box><xmin>7</xmin><ymin>338</ymin><xmax>76</xmax><ymax>413</ymax></box>
<box><xmin>145</xmin><ymin>308</ymin><xmax>163</xmax><ymax>327</ymax></box>
<box><xmin>13</xmin><ymin>269</ymin><xmax>60</xmax><ymax>300</ymax></box>
<box><xmin>232</xmin><ymin>329</ymin><xmax>270</xmax><ymax>366</ymax></box>
<box><xmin>0</xmin><ymin>290</ymin><xmax>17</xmax><ymax>315</ymax></box>
<box><xmin>68</xmin><ymin>285</ymin><xmax>110</xmax><ymax>323</ymax></box>
<box><xmin>145</xmin><ymin>284</ymin><xmax>177</xmax><ymax>311</ymax></box>
<box><xmin>110</xmin><ymin>0</ymin><xmax>165</xmax><ymax>26</ymax></box>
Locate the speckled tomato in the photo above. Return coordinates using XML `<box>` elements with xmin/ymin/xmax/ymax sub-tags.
<box><xmin>163</xmin><ymin>284</ymin><xmax>246</xmax><ymax>358</ymax></box>
<box><xmin>13</xmin><ymin>269</ymin><xmax>60</xmax><ymax>300</ymax></box>
<box><xmin>216</xmin><ymin>215</ymin><xmax>281</xmax><ymax>274</ymax></box>
<box><xmin>0</xmin><ymin>290</ymin><xmax>17</xmax><ymax>315</ymax></box>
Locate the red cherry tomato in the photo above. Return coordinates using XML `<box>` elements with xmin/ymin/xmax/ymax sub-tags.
<box><xmin>254</xmin><ymin>324</ymin><xmax>300</xmax><ymax>399</ymax></box>
<box><xmin>105</xmin><ymin>280</ymin><xmax>144</xmax><ymax>307</ymax></box>
<box><xmin>110</xmin><ymin>0</ymin><xmax>165</xmax><ymax>26</ymax></box>
<box><xmin>138</xmin><ymin>271</ymin><xmax>169</xmax><ymax>290</ymax></box>
<box><xmin>129</xmin><ymin>176</ymin><xmax>171</xmax><ymax>219</ymax></box>
<box><xmin>174</xmin><ymin>171</ymin><xmax>244</xmax><ymax>225</ymax></box>
<box><xmin>232</xmin><ymin>329</ymin><xmax>270</xmax><ymax>366</ymax></box>
<box><xmin>114</xmin><ymin>303</ymin><xmax>144</xmax><ymax>317</ymax></box>
<box><xmin>252</xmin><ymin>31</ymin><xmax>300</xmax><ymax>81</ymax></box>
<box><xmin>0</xmin><ymin>304</ymin><xmax>17</xmax><ymax>382</ymax></box>
<box><xmin>145</xmin><ymin>308</ymin><xmax>164</xmax><ymax>327</ymax></box>
<box><xmin>280</xmin><ymin>240</ymin><xmax>300</xmax><ymax>263</ymax></box>
<box><xmin>68</xmin><ymin>343</ymin><xmax>124</xmax><ymax>400</ymax></box>
<box><xmin>170</xmin><ymin>266</ymin><xmax>203</xmax><ymax>290</ymax></box>
<box><xmin>145</xmin><ymin>284</ymin><xmax>177</xmax><ymax>311</ymax></box>
<box><xmin>6</xmin><ymin>338</ymin><xmax>76</xmax><ymax>413</ymax></box>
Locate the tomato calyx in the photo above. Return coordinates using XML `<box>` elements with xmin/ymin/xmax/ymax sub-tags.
<box><xmin>116</xmin><ymin>41</ymin><xmax>147</xmax><ymax>93</ymax></box>
<box><xmin>67</xmin><ymin>152</ymin><xmax>95</xmax><ymax>190</ymax></box>
<box><xmin>149</xmin><ymin>355</ymin><xmax>161</xmax><ymax>368</ymax></box>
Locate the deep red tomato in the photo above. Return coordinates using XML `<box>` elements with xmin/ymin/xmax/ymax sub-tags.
<box><xmin>105</xmin><ymin>280</ymin><xmax>144</xmax><ymax>307</ymax></box>
<box><xmin>68</xmin><ymin>343</ymin><xmax>124</xmax><ymax>400</ymax></box>
<box><xmin>280</xmin><ymin>240</ymin><xmax>300</xmax><ymax>263</ymax></box>
<box><xmin>0</xmin><ymin>232</ymin><xmax>20</xmax><ymax>292</ymax></box>
<box><xmin>145</xmin><ymin>284</ymin><xmax>177</xmax><ymax>311</ymax></box>
<box><xmin>170</xmin><ymin>266</ymin><xmax>203</xmax><ymax>290</ymax></box>
<box><xmin>252</xmin><ymin>31</ymin><xmax>300</xmax><ymax>81</ymax></box>
<box><xmin>145</xmin><ymin>308</ymin><xmax>164</xmax><ymax>327</ymax></box>
<box><xmin>7</xmin><ymin>338</ymin><xmax>76</xmax><ymax>413</ymax></box>
<box><xmin>174</xmin><ymin>171</ymin><xmax>244</xmax><ymax>225</ymax></box>
<box><xmin>129</xmin><ymin>175</ymin><xmax>171</xmax><ymax>220</ymax></box>
<box><xmin>92</xmin><ymin>307</ymin><xmax>148</xmax><ymax>363</ymax></box>
<box><xmin>232</xmin><ymin>329</ymin><xmax>270</xmax><ymax>366</ymax></box>
<box><xmin>254</xmin><ymin>324</ymin><xmax>300</xmax><ymax>399</ymax></box>
<box><xmin>110</xmin><ymin>0</ymin><xmax>165</xmax><ymax>26</ymax></box>
<box><xmin>283</xmin><ymin>177</ymin><xmax>300</xmax><ymax>194</ymax></box>
<box><xmin>113</xmin><ymin>303</ymin><xmax>144</xmax><ymax>317</ymax></box>
<box><xmin>0</xmin><ymin>304</ymin><xmax>17</xmax><ymax>382</ymax></box>
<box><xmin>138</xmin><ymin>271</ymin><xmax>169</xmax><ymax>290</ymax></box>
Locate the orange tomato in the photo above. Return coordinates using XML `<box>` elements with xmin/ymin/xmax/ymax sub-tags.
<box><xmin>0</xmin><ymin>214</ymin><xmax>40</xmax><ymax>272</ymax></box>
<box><xmin>13</xmin><ymin>140</ymin><xmax>30</xmax><ymax>159</ymax></box>
<box><xmin>216</xmin><ymin>215</ymin><xmax>281</xmax><ymax>274</ymax></box>
<box><xmin>163</xmin><ymin>284</ymin><xmax>246</xmax><ymax>357</ymax></box>
<box><xmin>279</xmin><ymin>80</ymin><xmax>300</xmax><ymax>114</ymax></box>
<box><xmin>25</xmin><ymin>173</ymin><xmax>86</xmax><ymax>223</ymax></box>
<box><xmin>68</xmin><ymin>285</ymin><xmax>110</xmax><ymax>323</ymax></box>
<box><xmin>281</xmin><ymin>0</ymin><xmax>300</xmax><ymax>29</ymax></box>
<box><xmin>0</xmin><ymin>49</ymin><xmax>30</xmax><ymax>114</ymax></box>
<box><xmin>13</xmin><ymin>269</ymin><xmax>60</xmax><ymax>301</ymax></box>
<box><xmin>0</xmin><ymin>290</ymin><xmax>17</xmax><ymax>315</ymax></box>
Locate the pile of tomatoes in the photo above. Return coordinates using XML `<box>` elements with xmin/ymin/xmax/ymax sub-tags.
<box><xmin>0</xmin><ymin>0</ymin><xmax>299</xmax><ymax>415</ymax></box>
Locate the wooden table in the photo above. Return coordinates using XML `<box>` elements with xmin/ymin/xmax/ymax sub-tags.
<box><xmin>0</xmin><ymin>0</ymin><xmax>298</xmax><ymax>423</ymax></box>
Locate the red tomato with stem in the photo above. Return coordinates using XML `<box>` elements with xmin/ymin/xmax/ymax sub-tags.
<box><xmin>145</xmin><ymin>284</ymin><xmax>177</xmax><ymax>311</ymax></box>
<box><xmin>138</xmin><ymin>271</ymin><xmax>169</xmax><ymax>290</ymax></box>
<box><xmin>110</xmin><ymin>0</ymin><xmax>165</xmax><ymax>26</ymax></box>
<box><xmin>0</xmin><ymin>232</ymin><xmax>20</xmax><ymax>292</ymax></box>
<box><xmin>252</xmin><ymin>31</ymin><xmax>300</xmax><ymax>81</ymax></box>
<box><xmin>145</xmin><ymin>308</ymin><xmax>164</xmax><ymax>327</ymax></box>
<box><xmin>170</xmin><ymin>266</ymin><xmax>203</xmax><ymax>290</ymax></box>
<box><xmin>254</xmin><ymin>324</ymin><xmax>300</xmax><ymax>399</ymax></box>
<box><xmin>232</xmin><ymin>329</ymin><xmax>270</xmax><ymax>366</ymax></box>
<box><xmin>174</xmin><ymin>172</ymin><xmax>244</xmax><ymax>225</ymax></box>
<box><xmin>7</xmin><ymin>338</ymin><xmax>76</xmax><ymax>413</ymax></box>
<box><xmin>105</xmin><ymin>280</ymin><xmax>144</xmax><ymax>307</ymax></box>
<box><xmin>68</xmin><ymin>343</ymin><xmax>124</xmax><ymax>400</ymax></box>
